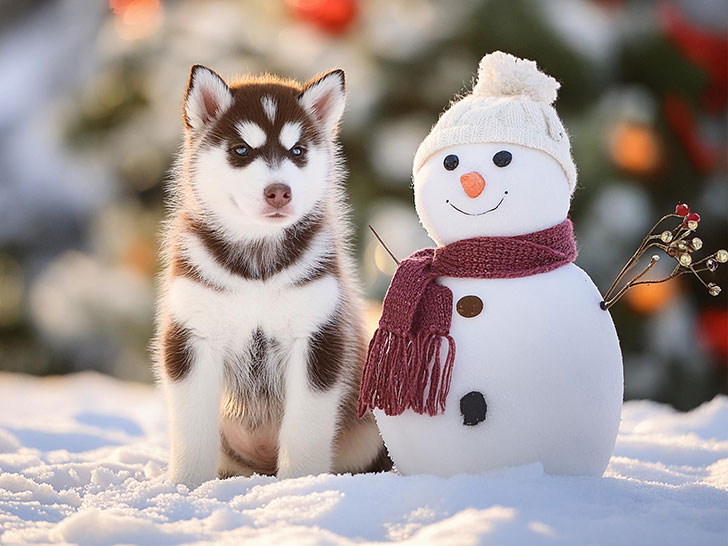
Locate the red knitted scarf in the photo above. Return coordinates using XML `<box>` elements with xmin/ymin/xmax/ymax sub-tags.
<box><xmin>357</xmin><ymin>218</ymin><xmax>578</xmax><ymax>418</ymax></box>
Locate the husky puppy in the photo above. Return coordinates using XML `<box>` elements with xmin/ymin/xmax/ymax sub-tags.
<box><xmin>155</xmin><ymin>65</ymin><xmax>390</xmax><ymax>487</ymax></box>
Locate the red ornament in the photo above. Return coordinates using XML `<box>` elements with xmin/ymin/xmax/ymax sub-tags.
<box><xmin>675</xmin><ymin>203</ymin><xmax>690</xmax><ymax>216</ymax></box>
<box><xmin>659</xmin><ymin>3</ymin><xmax>728</xmax><ymax>113</ymax></box>
<box><xmin>698</xmin><ymin>309</ymin><xmax>728</xmax><ymax>363</ymax></box>
<box><xmin>287</xmin><ymin>0</ymin><xmax>357</xmax><ymax>34</ymax></box>
<box><xmin>664</xmin><ymin>94</ymin><xmax>717</xmax><ymax>173</ymax></box>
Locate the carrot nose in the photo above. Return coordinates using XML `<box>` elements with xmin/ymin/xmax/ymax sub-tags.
<box><xmin>460</xmin><ymin>171</ymin><xmax>485</xmax><ymax>198</ymax></box>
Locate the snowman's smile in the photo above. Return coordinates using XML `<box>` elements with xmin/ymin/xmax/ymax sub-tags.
<box><xmin>446</xmin><ymin>194</ymin><xmax>506</xmax><ymax>216</ymax></box>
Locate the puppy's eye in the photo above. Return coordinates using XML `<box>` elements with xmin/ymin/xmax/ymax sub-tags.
<box><xmin>291</xmin><ymin>146</ymin><xmax>305</xmax><ymax>157</ymax></box>
<box><xmin>233</xmin><ymin>145</ymin><xmax>249</xmax><ymax>157</ymax></box>
<box><xmin>443</xmin><ymin>154</ymin><xmax>459</xmax><ymax>171</ymax></box>
<box><xmin>493</xmin><ymin>150</ymin><xmax>512</xmax><ymax>167</ymax></box>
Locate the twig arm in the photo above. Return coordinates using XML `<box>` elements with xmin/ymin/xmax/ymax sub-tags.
<box><xmin>368</xmin><ymin>225</ymin><xmax>400</xmax><ymax>266</ymax></box>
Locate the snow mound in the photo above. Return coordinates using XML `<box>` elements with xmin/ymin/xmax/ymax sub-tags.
<box><xmin>0</xmin><ymin>372</ymin><xmax>726</xmax><ymax>545</ymax></box>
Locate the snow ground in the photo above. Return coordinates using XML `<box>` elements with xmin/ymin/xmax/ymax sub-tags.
<box><xmin>0</xmin><ymin>372</ymin><xmax>726</xmax><ymax>545</ymax></box>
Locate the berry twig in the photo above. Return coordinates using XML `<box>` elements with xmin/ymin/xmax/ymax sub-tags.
<box><xmin>601</xmin><ymin>203</ymin><xmax>726</xmax><ymax>310</ymax></box>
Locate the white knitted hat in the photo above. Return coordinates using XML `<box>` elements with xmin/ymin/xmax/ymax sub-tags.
<box><xmin>413</xmin><ymin>51</ymin><xmax>577</xmax><ymax>193</ymax></box>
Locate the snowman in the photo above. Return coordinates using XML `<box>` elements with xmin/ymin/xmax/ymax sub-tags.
<box><xmin>358</xmin><ymin>52</ymin><xmax>623</xmax><ymax>477</ymax></box>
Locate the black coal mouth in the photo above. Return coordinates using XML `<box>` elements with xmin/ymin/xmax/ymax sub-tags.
<box><xmin>447</xmin><ymin>194</ymin><xmax>506</xmax><ymax>217</ymax></box>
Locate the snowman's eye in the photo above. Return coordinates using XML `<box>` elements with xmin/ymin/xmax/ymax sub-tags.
<box><xmin>493</xmin><ymin>150</ymin><xmax>512</xmax><ymax>167</ymax></box>
<box><xmin>443</xmin><ymin>154</ymin><xmax>459</xmax><ymax>171</ymax></box>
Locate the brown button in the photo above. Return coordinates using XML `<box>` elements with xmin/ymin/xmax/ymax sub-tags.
<box><xmin>456</xmin><ymin>295</ymin><xmax>483</xmax><ymax>318</ymax></box>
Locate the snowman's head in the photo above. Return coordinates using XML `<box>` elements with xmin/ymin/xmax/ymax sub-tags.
<box><xmin>412</xmin><ymin>51</ymin><xmax>577</xmax><ymax>245</ymax></box>
<box><xmin>414</xmin><ymin>142</ymin><xmax>570</xmax><ymax>244</ymax></box>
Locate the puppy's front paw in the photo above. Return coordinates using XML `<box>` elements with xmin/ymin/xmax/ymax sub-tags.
<box><xmin>276</xmin><ymin>463</ymin><xmax>309</xmax><ymax>480</ymax></box>
<box><xmin>277</xmin><ymin>457</ymin><xmax>329</xmax><ymax>480</ymax></box>
<box><xmin>168</xmin><ymin>464</ymin><xmax>214</xmax><ymax>489</ymax></box>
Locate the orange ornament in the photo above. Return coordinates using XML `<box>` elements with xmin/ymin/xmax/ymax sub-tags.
<box><xmin>608</xmin><ymin>122</ymin><xmax>661</xmax><ymax>175</ymax></box>
<box><xmin>625</xmin><ymin>279</ymin><xmax>677</xmax><ymax>314</ymax></box>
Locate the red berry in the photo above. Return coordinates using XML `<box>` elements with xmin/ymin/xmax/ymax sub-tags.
<box><xmin>675</xmin><ymin>203</ymin><xmax>690</xmax><ymax>216</ymax></box>
<box><xmin>683</xmin><ymin>212</ymin><xmax>701</xmax><ymax>227</ymax></box>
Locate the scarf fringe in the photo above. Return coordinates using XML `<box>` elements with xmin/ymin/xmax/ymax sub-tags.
<box><xmin>358</xmin><ymin>327</ymin><xmax>456</xmax><ymax>418</ymax></box>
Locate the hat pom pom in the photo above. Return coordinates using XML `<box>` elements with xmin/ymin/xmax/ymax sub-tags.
<box><xmin>473</xmin><ymin>51</ymin><xmax>560</xmax><ymax>104</ymax></box>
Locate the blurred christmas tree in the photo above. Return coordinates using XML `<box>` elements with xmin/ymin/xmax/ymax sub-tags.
<box><xmin>0</xmin><ymin>0</ymin><xmax>724</xmax><ymax>409</ymax></box>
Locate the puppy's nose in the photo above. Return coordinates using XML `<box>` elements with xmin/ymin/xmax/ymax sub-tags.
<box><xmin>263</xmin><ymin>183</ymin><xmax>292</xmax><ymax>209</ymax></box>
<box><xmin>460</xmin><ymin>172</ymin><xmax>485</xmax><ymax>198</ymax></box>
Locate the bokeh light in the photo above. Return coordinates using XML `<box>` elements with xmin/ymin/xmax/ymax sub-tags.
<box><xmin>0</xmin><ymin>0</ymin><xmax>725</xmax><ymax>408</ymax></box>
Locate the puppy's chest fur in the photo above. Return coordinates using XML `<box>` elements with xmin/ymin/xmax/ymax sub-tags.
<box><xmin>166</xmin><ymin>217</ymin><xmax>343</xmax><ymax>417</ymax></box>
<box><xmin>170</xmin><ymin>263</ymin><xmax>340</xmax><ymax>344</ymax></box>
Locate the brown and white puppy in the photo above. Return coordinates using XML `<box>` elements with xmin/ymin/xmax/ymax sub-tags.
<box><xmin>154</xmin><ymin>65</ymin><xmax>390</xmax><ymax>487</ymax></box>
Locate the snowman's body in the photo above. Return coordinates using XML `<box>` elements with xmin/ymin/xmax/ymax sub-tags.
<box><xmin>366</xmin><ymin>52</ymin><xmax>625</xmax><ymax>477</ymax></box>
<box><xmin>375</xmin><ymin>264</ymin><xmax>623</xmax><ymax>476</ymax></box>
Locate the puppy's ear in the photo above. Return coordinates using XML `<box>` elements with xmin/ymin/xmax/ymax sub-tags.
<box><xmin>299</xmin><ymin>69</ymin><xmax>346</xmax><ymax>135</ymax></box>
<box><xmin>183</xmin><ymin>65</ymin><xmax>233</xmax><ymax>131</ymax></box>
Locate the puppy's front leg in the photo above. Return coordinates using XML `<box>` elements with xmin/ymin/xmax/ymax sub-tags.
<box><xmin>162</xmin><ymin>329</ymin><xmax>224</xmax><ymax>488</ymax></box>
<box><xmin>277</xmin><ymin>337</ymin><xmax>342</xmax><ymax>479</ymax></box>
